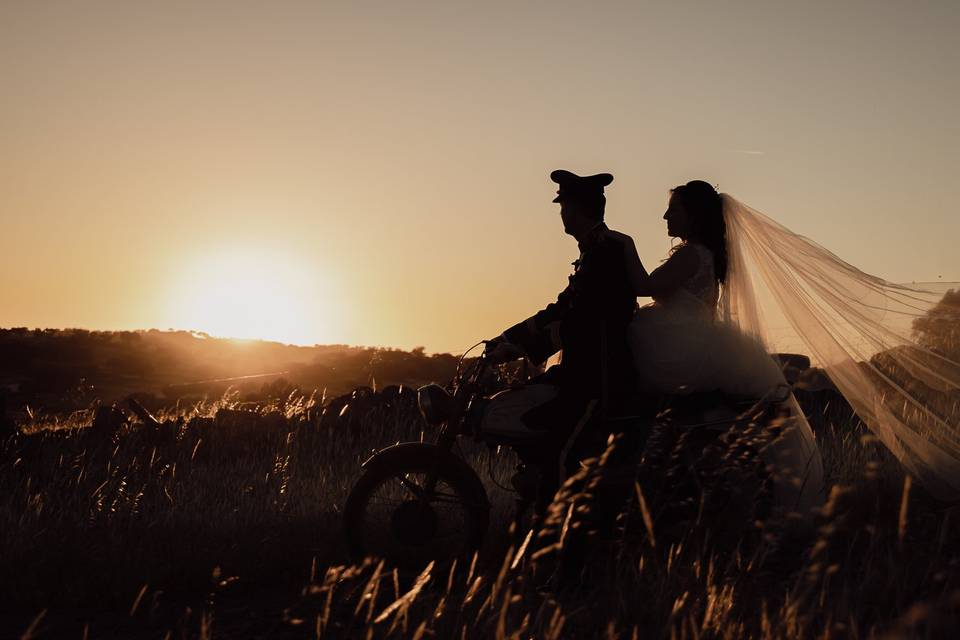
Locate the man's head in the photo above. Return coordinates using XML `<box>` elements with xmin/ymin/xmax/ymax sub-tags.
<box><xmin>550</xmin><ymin>170</ymin><xmax>613</xmax><ymax>238</ymax></box>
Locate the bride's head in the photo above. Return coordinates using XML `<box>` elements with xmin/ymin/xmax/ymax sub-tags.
<box><xmin>665</xmin><ymin>180</ymin><xmax>728</xmax><ymax>283</ymax></box>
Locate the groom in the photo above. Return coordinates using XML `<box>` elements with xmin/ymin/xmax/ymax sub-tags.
<box><xmin>486</xmin><ymin>169</ymin><xmax>638</xmax><ymax>479</ymax></box>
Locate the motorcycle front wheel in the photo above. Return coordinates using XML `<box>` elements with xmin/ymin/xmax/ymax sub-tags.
<box><xmin>342</xmin><ymin>444</ymin><xmax>490</xmax><ymax>566</ymax></box>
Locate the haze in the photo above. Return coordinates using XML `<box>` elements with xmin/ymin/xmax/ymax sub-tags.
<box><xmin>2</xmin><ymin>1</ymin><xmax>958</xmax><ymax>353</ymax></box>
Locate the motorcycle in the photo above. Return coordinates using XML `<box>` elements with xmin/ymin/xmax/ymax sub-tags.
<box><xmin>342</xmin><ymin>343</ymin><xmax>818</xmax><ymax>565</ymax></box>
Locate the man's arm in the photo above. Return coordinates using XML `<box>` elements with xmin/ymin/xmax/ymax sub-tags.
<box><xmin>497</xmin><ymin>284</ymin><xmax>572</xmax><ymax>364</ymax></box>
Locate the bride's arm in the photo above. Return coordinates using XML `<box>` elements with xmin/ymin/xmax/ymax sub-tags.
<box><xmin>607</xmin><ymin>230</ymin><xmax>699</xmax><ymax>297</ymax></box>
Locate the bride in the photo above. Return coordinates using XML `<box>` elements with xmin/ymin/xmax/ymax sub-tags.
<box><xmin>619</xmin><ymin>181</ymin><xmax>785</xmax><ymax>398</ymax></box>
<box><xmin>615</xmin><ymin>180</ymin><xmax>960</xmax><ymax>505</ymax></box>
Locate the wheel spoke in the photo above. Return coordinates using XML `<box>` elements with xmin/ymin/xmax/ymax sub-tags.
<box><xmin>346</xmin><ymin>459</ymin><xmax>487</xmax><ymax>564</ymax></box>
<box><xmin>367</xmin><ymin>498</ymin><xmax>408</xmax><ymax>507</ymax></box>
<box><xmin>381</xmin><ymin>475</ymin><xmax>471</xmax><ymax>505</ymax></box>
<box><xmin>396</xmin><ymin>475</ymin><xmax>427</xmax><ymax>498</ymax></box>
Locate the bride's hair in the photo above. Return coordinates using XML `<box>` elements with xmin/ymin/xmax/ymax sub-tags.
<box><xmin>671</xmin><ymin>180</ymin><xmax>728</xmax><ymax>284</ymax></box>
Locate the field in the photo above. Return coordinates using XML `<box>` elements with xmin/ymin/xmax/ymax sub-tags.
<box><xmin>2</xmin><ymin>374</ymin><xmax>960</xmax><ymax>640</ymax></box>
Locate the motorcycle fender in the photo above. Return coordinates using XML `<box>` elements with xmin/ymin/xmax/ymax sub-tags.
<box><xmin>360</xmin><ymin>442</ymin><xmax>490</xmax><ymax>508</ymax></box>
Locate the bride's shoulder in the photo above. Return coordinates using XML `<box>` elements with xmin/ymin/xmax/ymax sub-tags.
<box><xmin>686</xmin><ymin>241</ymin><xmax>714</xmax><ymax>260</ymax></box>
<box><xmin>663</xmin><ymin>242</ymin><xmax>710</xmax><ymax>273</ymax></box>
<box><xmin>686</xmin><ymin>240</ymin><xmax>713</xmax><ymax>255</ymax></box>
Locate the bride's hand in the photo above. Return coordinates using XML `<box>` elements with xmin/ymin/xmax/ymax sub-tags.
<box><xmin>604</xmin><ymin>229</ymin><xmax>699</xmax><ymax>298</ymax></box>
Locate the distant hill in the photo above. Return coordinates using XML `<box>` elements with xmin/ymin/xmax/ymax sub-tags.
<box><xmin>0</xmin><ymin>328</ymin><xmax>460</xmax><ymax>409</ymax></box>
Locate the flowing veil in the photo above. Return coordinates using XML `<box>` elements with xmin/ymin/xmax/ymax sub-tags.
<box><xmin>721</xmin><ymin>195</ymin><xmax>960</xmax><ymax>499</ymax></box>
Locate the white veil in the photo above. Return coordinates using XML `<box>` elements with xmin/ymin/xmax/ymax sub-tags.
<box><xmin>721</xmin><ymin>195</ymin><xmax>960</xmax><ymax>499</ymax></box>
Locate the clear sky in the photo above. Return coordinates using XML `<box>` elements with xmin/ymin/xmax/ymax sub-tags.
<box><xmin>2</xmin><ymin>1</ymin><xmax>958</xmax><ymax>353</ymax></box>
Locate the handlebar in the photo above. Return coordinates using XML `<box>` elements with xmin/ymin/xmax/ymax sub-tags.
<box><xmin>453</xmin><ymin>341</ymin><xmax>494</xmax><ymax>389</ymax></box>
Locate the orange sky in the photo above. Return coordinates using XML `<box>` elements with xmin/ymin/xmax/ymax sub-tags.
<box><xmin>2</xmin><ymin>1</ymin><xmax>958</xmax><ymax>353</ymax></box>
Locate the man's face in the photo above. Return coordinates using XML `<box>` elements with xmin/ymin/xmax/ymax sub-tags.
<box><xmin>559</xmin><ymin>200</ymin><xmax>593</xmax><ymax>236</ymax></box>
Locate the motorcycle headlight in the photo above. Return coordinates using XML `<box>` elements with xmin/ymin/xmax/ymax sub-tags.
<box><xmin>418</xmin><ymin>384</ymin><xmax>453</xmax><ymax>425</ymax></box>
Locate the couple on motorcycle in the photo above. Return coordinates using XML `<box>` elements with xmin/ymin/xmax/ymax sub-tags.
<box><xmin>483</xmin><ymin>170</ymin><xmax>823</xmax><ymax>515</ymax></box>
<box><xmin>344</xmin><ymin>169</ymin><xmax>959</xmax><ymax>566</ymax></box>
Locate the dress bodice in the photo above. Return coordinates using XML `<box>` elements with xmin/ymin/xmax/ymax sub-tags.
<box><xmin>650</xmin><ymin>242</ymin><xmax>719</xmax><ymax>315</ymax></box>
<box><xmin>681</xmin><ymin>243</ymin><xmax>720</xmax><ymax>309</ymax></box>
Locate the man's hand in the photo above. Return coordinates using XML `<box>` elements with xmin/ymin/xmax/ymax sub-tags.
<box><xmin>484</xmin><ymin>336</ymin><xmax>526</xmax><ymax>365</ymax></box>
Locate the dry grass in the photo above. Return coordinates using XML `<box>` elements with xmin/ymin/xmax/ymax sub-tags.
<box><xmin>2</xmin><ymin>390</ymin><xmax>959</xmax><ymax>639</ymax></box>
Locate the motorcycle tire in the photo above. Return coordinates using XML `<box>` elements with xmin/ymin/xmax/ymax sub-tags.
<box><xmin>343</xmin><ymin>444</ymin><xmax>490</xmax><ymax>566</ymax></box>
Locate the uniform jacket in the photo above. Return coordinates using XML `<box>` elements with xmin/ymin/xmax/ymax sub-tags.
<box><xmin>502</xmin><ymin>223</ymin><xmax>638</xmax><ymax>416</ymax></box>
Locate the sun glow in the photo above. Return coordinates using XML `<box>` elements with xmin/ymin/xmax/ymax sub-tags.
<box><xmin>164</xmin><ymin>247</ymin><xmax>331</xmax><ymax>345</ymax></box>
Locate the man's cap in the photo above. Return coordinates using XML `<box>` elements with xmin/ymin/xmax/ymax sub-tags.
<box><xmin>550</xmin><ymin>169</ymin><xmax>614</xmax><ymax>203</ymax></box>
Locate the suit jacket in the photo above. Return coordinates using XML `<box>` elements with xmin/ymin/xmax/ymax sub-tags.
<box><xmin>502</xmin><ymin>223</ymin><xmax>637</xmax><ymax>417</ymax></box>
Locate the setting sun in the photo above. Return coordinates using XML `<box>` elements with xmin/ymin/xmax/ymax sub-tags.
<box><xmin>164</xmin><ymin>247</ymin><xmax>331</xmax><ymax>345</ymax></box>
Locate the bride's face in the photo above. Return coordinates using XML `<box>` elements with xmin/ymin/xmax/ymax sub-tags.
<box><xmin>663</xmin><ymin>195</ymin><xmax>690</xmax><ymax>239</ymax></box>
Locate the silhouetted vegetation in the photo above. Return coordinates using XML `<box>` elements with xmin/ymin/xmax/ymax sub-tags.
<box><xmin>2</xmin><ymin>379</ymin><xmax>959</xmax><ymax>638</ymax></box>
<box><xmin>2</xmin><ymin>325</ymin><xmax>959</xmax><ymax>637</ymax></box>
<box><xmin>0</xmin><ymin>328</ymin><xmax>460</xmax><ymax>415</ymax></box>
<box><xmin>913</xmin><ymin>289</ymin><xmax>960</xmax><ymax>359</ymax></box>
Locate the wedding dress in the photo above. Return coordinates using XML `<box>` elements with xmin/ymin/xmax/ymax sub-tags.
<box><xmin>628</xmin><ymin>242</ymin><xmax>786</xmax><ymax>398</ymax></box>
<box><xmin>633</xmin><ymin>194</ymin><xmax>960</xmax><ymax>504</ymax></box>
<box><xmin>628</xmin><ymin>237</ymin><xmax>825</xmax><ymax>517</ymax></box>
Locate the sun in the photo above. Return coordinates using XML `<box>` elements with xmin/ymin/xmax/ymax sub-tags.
<box><xmin>165</xmin><ymin>247</ymin><xmax>328</xmax><ymax>345</ymax></box>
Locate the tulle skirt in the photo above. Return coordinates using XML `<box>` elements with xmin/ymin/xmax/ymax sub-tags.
<box><xmin>628</xmin><ymin>296</ymin><xmax>786</xmax><ymax>398</ymax></box>
<box><xmin>629</xmin><ymin>294</ymin><xmax>824</xmax><ymax>519</ymax></box>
